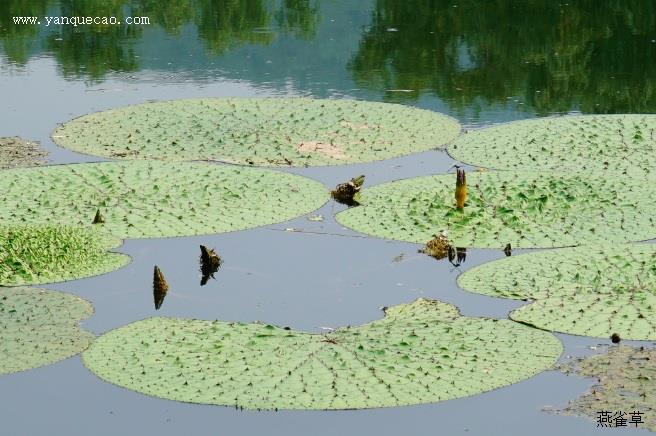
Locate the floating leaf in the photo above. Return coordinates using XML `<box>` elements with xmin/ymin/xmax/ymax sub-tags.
<box><xmin>449</xmin><ymin>115</ymin><xmax>656</xmax><ymax>176</ymax></box>
<box><xmin>458</xmin><ymin>243</ymin><xmax>656</xmax><ymax>339</ymax></box>
<box><xmin>557</xmin><ymin>345</ymin><xmax>656</xmax><ymax>431</ymax></box>
<box><xmin>0</xmin><ymin>225</ymin><xmax>128</xmax><ymax>286</ymax></box>
<box><xmin>52</xmin><ymin>98</ymin><xmax>461</xmax><ymax>167</ymax></box>
<box><xmin>336</xmin><ymin>171</ymin><xmax>656</xmax><ymax>248</ymax></box>
<box><xmin>0</xmin><ymin>287</ymin><xmax>94</xmax><ymax>374</ymax></box>
<box><xmin>0</xmin><ymin>137</ymin><xmax>48</xmax><ymax>169</ymax></box>
<box><xmin>0</xmin><ymin>161</ymin><xmax>328</xmax><ymax>239</ymax></box>
<box><xmin>82</xmin><ymin>298</ymin><xmax>561</xmax><ymax>410</ymax></box>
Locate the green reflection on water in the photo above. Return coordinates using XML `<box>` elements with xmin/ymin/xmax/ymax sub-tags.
<box><xmin>350</xmin><ymin>0</ymin><xmax>656</xmax><ymax>114</ymax></box>
<box><xmin>1</xmin><ymin>0</ymin><xmax>655</xmax><ymax>116</ymax></box>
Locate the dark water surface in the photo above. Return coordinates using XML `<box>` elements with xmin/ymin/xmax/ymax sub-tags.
<box><xmin>1</xmin><ymin>1</ymin><xmax>655</xmax><ymax>435</ymax></box>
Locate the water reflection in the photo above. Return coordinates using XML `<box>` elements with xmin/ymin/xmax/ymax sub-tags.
<box><xmin>0</xmin><ymin>0</ymin><xmax>320</xmax><ymax>79</ymax></box>
<box><xmin>1</xmin><ymin>0</ymin><xmax>655</xmax><ymax>114</ymax></box>
<box><xmin>448</xmin><ymin>246</ymin><xmax>466</xmax><ymax>267</ymax></box>
<box><xmin>0</xmin><ymin>0</ymin><xmax>50</xmax><ymax>64</ymax></box>
<box><xmin>350</xmin><ymin>0</ymin><xmax>656</xmax><ymax>113</ymax></box>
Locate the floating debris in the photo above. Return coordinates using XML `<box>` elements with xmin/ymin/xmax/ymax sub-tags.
<box><xmin>0</xmin><ymin>137</ymin><xmax>48</xmax><ymax>169</ymax></box>
<box><xmin>503</xmin><ymin>243</ymin><xmax>512</xmax><ymax>257</ymax></box>
<box><xmin>420</xmin><ymin>230</ymin><xmax>450</xmax><ymax>260</ymax></box>
<box><xmin>611</xmin><ymin>333</ymin><xmax>621</xmax><ymax>344</ymax></box>
<box><xmin>455</xmin><ymin>167</ymin><xmax>467</xmax><ymax>210</ymax></box>
<box><xmin>153</xmin><ymin>265</ymin><xmax>169</xmax><ymax>310</ymax></box>
<box><xmin>556</xmin><ymin>345</ymin><xmax>656</xmax><ymax>431</ymax></box>
<box><xmin>331</xmin><ymin>175</ymin><xmax>365</xmax><ymax>206</ymax></box>
<box><xmin>199</xmin><ymin>245</ymin><xmax>222</xmax><ymax>286</ymax></box>
<box><xmin>92</xmin><ymin>209</ymin><xmax>105</xmax><ymax>224</ymax></box>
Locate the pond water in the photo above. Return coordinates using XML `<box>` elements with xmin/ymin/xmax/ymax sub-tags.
<box><xmin>1</xmin><ymin>1</ymin><xmax>655</xmax><ymax>435</ymax></box>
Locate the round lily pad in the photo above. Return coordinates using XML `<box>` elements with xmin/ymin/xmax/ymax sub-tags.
<box><xmin>0</xmin><ymin>287</ymin><xmax>94</xmax><ymax>374</ymax></box>
<box><xmin>449</xmin><ymin>115</ymin><xmax>656</xmax><ymax>176</ymax></box>
<box><xmin>82</xmin><ymin>298</ymin><xmax>561</xmax><ymax>410</ymax></box>
<box><xmin>0</xmin><ymin>225</ymin><xmax>129</xmax><ymax>286</ymax></box>
<box><xmin>0</xmin><ymin>161</ymin><xmax>328</xmax><ymax>239</ymax></box>
<box><xmin>457</xmin><ymin>243</ymin><xmax>656</xmax><ymax>339</ymax></box>
<box><xmin>335</xmin><ymin>171</ymin><xmax>656</xmax><ymax>248</ymax></box>
<box><xmin>0</xmin><ymin>137</ymin><xmax>47</xmax><ymax>169</ymax></box>
<box><xmin>557</xmin><ymin>346</ymin><xmax>656</xmax><ymax>431</ymax></box>
<box><xmin>51</xmin><ymin>98</ymin><xmax>461</xmax><ymax>166</ymax></box>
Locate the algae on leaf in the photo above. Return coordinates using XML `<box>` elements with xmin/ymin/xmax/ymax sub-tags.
<box><xmin>449</xmin><ymin>114</ymin><xmax>656</xmax><ymax>176</ymax></box>
<box><xmin>83</xmin><ymin>298</ymin><xmax>561</xmax><ymax>410</ymax></box>
<box><xmin>458</xmin><ymin>243</ymin><xmax>656</xmax><ymax>339</ymax></box>
<box><xmin>336</xmin><ymin>171</ymin><xmax>656</xmax><ymax>248</ymax></box>
<box><xmin>0</xmin><ymin>225</ymin><xmax>129</xmax><ymax>286</ymax></box>
<box><xmin>51</xmin><ymin>98</ymin><xmax>461</xmax><ymax>167</ymax></box>
<box><xmin>0</xmin><ymin>287</ymin><xmax>94</xmax><ymax>374</ymax></box>
<box><xmin>557</xmin><ymin>345</ymin><xmax>656</xmax><ymax>431</ymax></box>
<box><xmin>0</xmin><ymin>161</ymin><xmax>328</xmax><ymax>239</ymax></box>
<box><xmin>0</xmin><ymin>137</ymin><xmax>48</xmax><ymax>169</ymax></box>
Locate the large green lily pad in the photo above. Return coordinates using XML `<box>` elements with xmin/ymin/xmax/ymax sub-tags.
<box><xmin>0</xmin><ymin>137</ymin><xmax>48</xmax><ymax>169</ymax></box>
<box><xmin>457</xmin><ymin>243</ymin><xmax>656</xmax><ymax>339</ymax></box>
<box><xmin>0</xmin><ymin>287</ymin><xmax>94</xmax><ymax>374</ymax></box>
<box><xmin>449</xmin><ymin>115</ymin><xmax>656</xmax><ymax>175</ymax></box>
<box><xmin>82</xmin><ymin>298</ymin><xmax>561</xmax><ymax>410</ymax></box>
<box><xmin>336</xmin><ymin>171</ymin><xmax>656</xmax><ymax>248</ymax></box>
<box><xmin>0</xmin><ymin>225</ymin><xmax>129</xmax><ymax>286</ymax></box>
<box><xmin>557</xmin><ymin>345</ymin><xmax>656</xmax><ymax>431</ymax></box>
<box><xmin>51</xmin><ymin>98</ymin><xmax>461</xmax><ymax>167</ymax></box>
<box><xmin>0</xmin><ymin>161</ymin><xmax>328</xmax><ymax>239</ymax></box>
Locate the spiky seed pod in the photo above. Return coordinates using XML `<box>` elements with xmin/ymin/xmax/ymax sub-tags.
<box><xmin>420</xmin><ymin>231</ymin><xmax>451</xmax><ymax>260</ymax></box>
<box><xmin>455</xmin><ymin>168</ymin><xmax>467</xmax><ymax>210</ymax></box>
<box><xmin>153</xmin><ymin>265</ymin><xmax>169</xmax><ymax>310</ymax></box>
<box><xmin>92</xmin><ymin>209</ymin><xmax>105</xmax><ymax>224</ymax></box>
<box><xmin>331</xmin><ymin>175</ymin><xmax>365</xmax><ymax>206</ymax></box>
<box><xmin>611</xmin><ymin>333</ymin><xmax>621</xmax><ymax>344</ymax></box>
<box><xmin>200</xmin><ymin>245</ymin><xmax>223</xmax><ymax>286</ymax></box>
